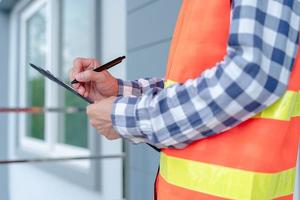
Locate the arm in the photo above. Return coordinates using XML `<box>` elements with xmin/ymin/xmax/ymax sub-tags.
<box><xmin>117</xmin><ymin>77</ymin><xmax>164</xmax><ymax>97</ymax></box>
<box><xmin>112</xmin><ymin>0</ymin><xmax>300</xmax><ymax>148</ymax></box>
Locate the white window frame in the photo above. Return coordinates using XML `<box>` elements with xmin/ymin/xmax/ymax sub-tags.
<box><xmin>18</xmin><ymin>0</ymin><xmax>49</xmax><ymax>153</ymax></box>
<box><xmin>18</xmin><ymin>0</ymin><xmax>90</xmax><ymax>169</ymax></box>
<box><xmin>9</xmin><ymin>1</ymin><xmax>124</xmax><ymax>196</ymax></box>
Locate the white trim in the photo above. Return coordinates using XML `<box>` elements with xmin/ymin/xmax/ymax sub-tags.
<box><xmin>46</xmin><ymin>0</ymin><xmax>61</xmax><ymax>150</ymax></box>
<box><xmin>52</xmin><ymin>143</ymin><xmax>90</xmax><ymax>169</ymax></box>
<box><xmin>20</xmin><ymin>0</ymin><xmax>46</xmax><ymax>21</ymax></box>
<box><xmin>20</xmin><ymin>139</ymin><xmax>90</xmax><ymax>169</ymax></box>
<box><xmin>8</xmin><ymin>0</ymin><xmax>33</xmax><ymax>159</ymax></box>
<box><xmin>20</xmin><ymin>137</ymin><xmax>49</xmax><ymax>153</ymax></box>
<box><xmin>98</xmin><ymin>0</ymin><xmax>126</xmax><ymax>198</ymax></box>
<box><xmin>19</xmin><ymin>0</ymin><xmax>48</xmax><ymax>147</ymax></box>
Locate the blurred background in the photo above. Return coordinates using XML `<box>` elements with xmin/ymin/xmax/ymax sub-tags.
<box><xmin>0</xmin><ymin>0</ymin><xmax>182</xmax><ymax>199</ymax></box>
<box><xmin>0</xmin><ymin>0</ymin><xmax>299</xmax><ymax>200</ymax></box>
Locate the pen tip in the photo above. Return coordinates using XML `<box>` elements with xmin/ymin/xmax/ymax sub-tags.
<box><xmin>121</xmin><ymin>56</ymin><xmax>126</xmax><ymax>59</ymax></box>
<box><xmin>71</xmin><ymin>80</ymin><xmax>78</xmax><ymax>84</ymax></box>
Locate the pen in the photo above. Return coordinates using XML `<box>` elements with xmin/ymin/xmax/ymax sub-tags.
<box><xmin>71</xmin><ymin>56</ymin><xmax>126</xmax><ymax>84</ymax></box>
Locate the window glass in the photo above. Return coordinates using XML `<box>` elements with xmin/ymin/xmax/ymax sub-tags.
<box><xmin>25</xmin><ymin>6</ymin><xmax>47</xmax><ymax>140</ymax></box>
<box><xmin>59</xmin><ymin>0</ymin><xmax>94</xmax><ymax>148</ymax></box>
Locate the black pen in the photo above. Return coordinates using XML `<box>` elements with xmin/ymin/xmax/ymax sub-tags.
<box><xmin>71</xmin><ymin>56</ymin><xmax>126</xmax><ymax>84</ymax></box>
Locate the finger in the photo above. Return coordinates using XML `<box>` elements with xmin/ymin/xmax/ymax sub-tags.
<box><xmin>72</xmin><ymin>83</ymin><xmax>80</xmax><ymax>90</ymax></box>
<box><xmin>69</xmin><ymin>58</ymin><xmax>90</xmax><ymax>80</ymax></box>
<box><xmin>78</xmin><ymin>85</ymin><xmax>86</xmax><ymax>95</ymax></box>
<box><xmin>92</xmin><ymin>59</ymin><xmax>100</xmax><ymax>69</ymax></box>
<box><xmin>86</xmin><ymin>104</ymin><xmax>95</xmax><ymax>116</ymax></box>
<box><xmin>70</xmin><ymin>58</ymin><xmax>99</xmax><ymax>81</ymax></box>
<box><xmin>75</xmin><ymin>70</ymin><xmax>106</xmax><ymax>83</ymax></box>
<box><xmin>83</xmin><ymin>83</ymin><xmax>90</xmax><ymax>97</ymax></box>
<box><xmin>106</xmin><ymin>130</ymin><xmax>120</xmax><ymax>140</ymax></box>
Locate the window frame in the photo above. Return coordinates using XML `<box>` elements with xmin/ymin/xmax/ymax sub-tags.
<box><xmin>9</xmin><ymin>0</ymin><xmax>124</xmax><ymax>194</ymax></box>
<box><xmin>18</xmin><ymin>0</ymin><xmax>90</xmax><ymax>168</ymax></box>
<box><xmin>18</xmin><ymin>0</ymin><xmax>48</xmax><ymax>153</ymax></box>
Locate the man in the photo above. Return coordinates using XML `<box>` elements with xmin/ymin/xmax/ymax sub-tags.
<box><xmin>70</xmin><ymin>0</ymin><xmax>300</xmax><ymax>199</ymax></box>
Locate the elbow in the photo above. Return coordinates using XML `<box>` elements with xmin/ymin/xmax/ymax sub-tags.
<box><xmin>147</xmin><ymin>135</ymin><xmax>189</xmax><ymax>149</ymax></box>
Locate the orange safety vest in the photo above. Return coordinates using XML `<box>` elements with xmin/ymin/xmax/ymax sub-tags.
<box><xmin>156</xmin><ymin>1</ymin><xmax>300</xmax><ymax>199</ymax></box>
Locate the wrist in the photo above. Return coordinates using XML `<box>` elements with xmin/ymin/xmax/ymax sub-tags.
<box><xmin>113</xmin><ymin>78</ymin><xmax>119</xmax><ymax>96</ymax></box>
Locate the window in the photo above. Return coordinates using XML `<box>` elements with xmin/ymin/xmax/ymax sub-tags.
<box><xmin>10</xmin><ymin>0</ymin><xmax>124</xmax><ymax>196</ymax></box>
<box><xmin>59</xmin><ymin>0</ymin><xmax>94</xmax><ymax>148</ymax></box>
<box><xmin>17</xmin><ymin>0</ymin><xmax>94</xmax><ymax>172</ymax></box>
<box><xmin>18</xmin><ymin>0</ymin><xmax>95</xmax><ymax>157</ymax></box>
<box><xmin>19</xmin><ymin>0</ymin><xmax>49</xmax><ymax>152</ymax></box>
<box><xmin>25</xmin><ymin>5</ymin><xmax>46</xmax><ymax>141</ymax></box>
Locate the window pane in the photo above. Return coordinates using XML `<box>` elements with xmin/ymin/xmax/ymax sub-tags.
<box><xmin>26</xmin><ymin>6</ymin><xmax>47</xmax><ymax>140</ymax></box>
<box><xmin>59</xmin><ymin>0</ymin><xmax>94</xmax><ymax>148</ymax></box>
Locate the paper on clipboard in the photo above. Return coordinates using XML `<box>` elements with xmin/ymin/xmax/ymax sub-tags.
<box><xmin>29</xmin><ymin>63</ymin><xmax>93</xmax><ymax>104</ymax></box>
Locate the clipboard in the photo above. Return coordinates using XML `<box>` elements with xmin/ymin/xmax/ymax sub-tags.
<box><xmin>29</xmin><ymin>63</ymin><xmax>93</xmax><ymax>104</ymax></box>
<box><xmin>29</xmin><ymin>63</ymin><xmax>161</xmax><ymax>152</ymax></box>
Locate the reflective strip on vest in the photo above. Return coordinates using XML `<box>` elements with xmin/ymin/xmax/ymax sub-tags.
<box><xmin>255</xmin><ymin>91</ymin><xmax>300</xmax><ymax>120</ymax></box>
<box><xmin>164</xmin><ymin>80</ymin><xmax>300</xmax><ymax>121</ymax></box>
<box><xmin>164</xmin><ymin>79</ymin><xmax>177</xmax><ymax>88</ymax></box>
<box><xmin>160</xmin><ymin>152</ymin><xmax>296</xmax><ymax>200</ymax></box>
<box><xmin>294</xmin><ymin>91</ymin><xmax>300</xmax><ymax>117</ymax></box>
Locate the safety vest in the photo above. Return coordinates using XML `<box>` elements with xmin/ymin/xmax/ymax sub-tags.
<box><xmin>156</xmin><ymin>1</ymin><xmax>300</xmax><ymax>199</ymax></box>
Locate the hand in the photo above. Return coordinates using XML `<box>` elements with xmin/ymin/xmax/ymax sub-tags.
<box><xmin>86</xmin><ymin>96</ymin><xmax>120</xmax><ymax>140</ymax></box>
<box><xmin>69</xmin><ymin>58</ymin><xmax>118</xmax><ymax>102</ymax></box>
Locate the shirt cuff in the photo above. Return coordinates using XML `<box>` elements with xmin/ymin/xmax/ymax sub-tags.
<box><xmin>111</xmin><ymin>96</ymin><xmax>147</xmax><ymax>144</ymax></box>
<box><xmin>117</xmin><ymin>79</ymin><xmax>142</xmax><ymax>97</ymax></box>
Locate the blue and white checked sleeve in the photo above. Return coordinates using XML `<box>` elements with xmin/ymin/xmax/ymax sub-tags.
<box><xmin>117</xmin><ymin>78</ymin><xmax>164</xmax><ymax>97</ymax></box>
<box><xmin>112</xmin><ymin>0</ymin><xmax>300</xmax><ymax>148</ymax></box>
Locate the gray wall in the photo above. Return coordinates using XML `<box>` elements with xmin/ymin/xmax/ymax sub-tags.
<box><xmin>0</xmin><ymin>11</ymin><xmax>10</xmax><ymax>200</ymax></box>
<box><xmin>125</xmin><ymin>1</ymin><xmax>181</xmax><ymax>200</ymax></box>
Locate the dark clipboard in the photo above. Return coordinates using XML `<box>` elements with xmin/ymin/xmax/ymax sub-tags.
<box><xmin>29</xmin><ymin>63</ymin><xmax>93</xmax><ymax>104</ymax></box>
<box><xmin>30</xmin><ymin>63</ymin><xmax>161</xmax><ymax>152</ymax></box>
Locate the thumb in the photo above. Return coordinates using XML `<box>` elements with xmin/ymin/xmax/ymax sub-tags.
<box><xmin>75</xmin><ymin>70</ymin><xmax>105</xmax><ymax>82</ymax></box>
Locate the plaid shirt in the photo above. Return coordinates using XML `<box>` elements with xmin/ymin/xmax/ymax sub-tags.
<box><xmin>112</xmin><ymin>0</ymin><xmax>300</xmax><ymax>148</ymax></box>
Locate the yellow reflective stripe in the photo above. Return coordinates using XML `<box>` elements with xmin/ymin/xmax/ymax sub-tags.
<box><xmin>164</xmin><ymin>79</ymin><xmax>300</xmax><ymax>121</ymax></box>
<box><xmin>255</xmin><ymin>91</ymin><xmax>298</xmax><ymax>121</ymax></box>
<box><xmin>160</xmin><ymin>153</ymin><xmax>295</xmax><ymax>200</ymax></box>
<box><xmin>164</xmin><ymin>79</ymin><xmax>177</xmax><ymax>88</ymax></box>
<box><xmin>294</xmin><ymin>91</ymin><xmax>300</xmax><ymax>117</ymax></box>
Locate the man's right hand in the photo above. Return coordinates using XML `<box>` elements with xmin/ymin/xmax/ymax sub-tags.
<box><xmin>69</xmin><ymin>57</ymin><xmax>118</xmax><ymax>102</ymax></box>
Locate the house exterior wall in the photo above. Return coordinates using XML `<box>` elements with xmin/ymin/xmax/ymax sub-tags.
<box><xmin>125</xmin><ymin>1</ymin><xmax>181</xmax><ymax>200</ymax></box>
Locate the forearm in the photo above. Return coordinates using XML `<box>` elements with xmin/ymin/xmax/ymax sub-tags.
<box><xmin>117</xmin><ymin>77</ymin><xmax>164</xmax><ymax>97</ymax></box>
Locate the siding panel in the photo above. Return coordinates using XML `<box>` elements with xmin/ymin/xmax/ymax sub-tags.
<box><xmin>128</xmin><ymin>0</ymin><xmax>181</xmax><ymax>51</ymax></box>
<box><xmin>126</xmin><ymin>1</ymin><xmax>181</xmax><ymax>200</ymax></box>
<box><xmin>127</xmin><ymin>0</ymin><xmax>155</xmax><ymax>12</ymax></box>
<box><xmin>127</xmin><ymin>40</ymin><xmax>171</xmax><ymax>80</ymax></box>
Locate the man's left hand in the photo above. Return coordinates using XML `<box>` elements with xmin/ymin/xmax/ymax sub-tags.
<box><xmin>86</xmin><ymin>96</ymin><xmax>120</xmax><ymax>140</ymax></box>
